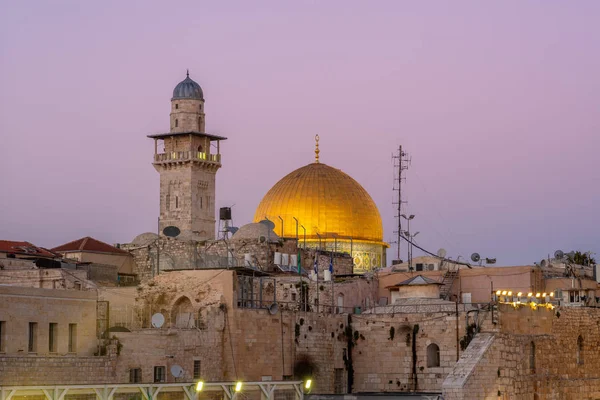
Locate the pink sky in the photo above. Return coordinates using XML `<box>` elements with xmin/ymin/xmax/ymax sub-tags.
<box><xmin>1</xmin><ymin>1</ymin><xmax>598</xmax><ymax>265</ymax></box>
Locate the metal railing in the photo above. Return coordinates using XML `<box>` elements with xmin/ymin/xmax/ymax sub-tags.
<box><xmin>154</xmin><ymin>151</ymin><xmax>221</xmax><ymax>163</ymax></box>
<box><xmin>0</xmin><ymin>381</ymin><xmax>304</xmax><ymax>400</ymax></box>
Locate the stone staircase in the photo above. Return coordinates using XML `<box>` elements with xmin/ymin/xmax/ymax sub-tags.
<box><xmin>440</xmin><ymin>270</ymin><xmax>459</xmax><ymax>300</ymax></box>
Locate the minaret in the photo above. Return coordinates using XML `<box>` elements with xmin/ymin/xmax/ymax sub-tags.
<box><xmin>148</xmin><ymin>71</ymin><xmax>227</xmax><ymax>240</ymax></box>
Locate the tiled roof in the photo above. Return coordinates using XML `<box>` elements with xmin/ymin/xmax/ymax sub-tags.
<box><xmin>0</xmin><ymin>240</ymin><xmax>60</xmax><ymax>258</ymax></box>
<box><xmin>51</xmin><ymin>236</ymin><xmax>129</xmax><ymax>255</ymax></box>
<box><xmin>391</xmin><ymin>275</ymin><xmax>442</xmax><ymax>287</ymax></box>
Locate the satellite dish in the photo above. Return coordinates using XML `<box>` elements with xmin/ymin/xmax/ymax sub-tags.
<box><xmin>151</xmin><ymin>313</ymin><xmax>165</xmax><ymax>328</ymax></box>
<box><xmin>259</xmin><ymin>219</ymin><xmax>276</xmax><ymax>230</ymax></box>
<box><xmin>540</xmin><ymin>259</ymin><xmax>547</xmax><ymax>267</ymax></box>
<box><xmin>259</xmin><ymin>235</ymin><xmax>267</xmax><ymax>243</ymax></box>
<box><xmin>268</xmin><ymin>303</ymin><xmax>279</xmax><ymax>315</ymax></box>
<box><xmin>554</xmin><ymin>250</ymin><xmax>564</xmax><ymax>260</ymax></box>
<box><xmin>170</xmin><ymin>365</ymin><xmax>184</xmax><ymax>378</ymax></box>
<box><xmin>437</xmin><ymin>248</ymin><xmax>447</xmax><ymax>258</ymax></box>
<box><xmin>566</xmin><ymin>251</ymin><xmax>575</xmax><ymax>259</ymax></box>
<box><xmin>471</xmin><ymin>253</ymin><xmax>481</xmax><ymax>263</ymax></box>
<box><xmin>227</xmin><ymin>226</ymin><xmax>239</xmax><ymax>234</ymax></box>
<box><xmin>163</xmin><ymin>226</ymin><xmax>181</xmax><ymax>238</ymax></box>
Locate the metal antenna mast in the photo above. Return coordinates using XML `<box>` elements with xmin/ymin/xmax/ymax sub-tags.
<box><xmin>392</xmin><ymin>146</ymin><xmax>410</xmax><ymax>262</ymax></box>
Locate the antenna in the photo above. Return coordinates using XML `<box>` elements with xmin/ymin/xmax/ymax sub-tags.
<box><xmin>554</xmin><ymin>250</ymin><xmax>564</xmax><ymax>260</ymax></box>
<box><xmin>268</xmin><ymin>303</ymin><xmax>279</xmax><ymax>315</ymax></box>
<box><xmin>151</xmin><ymin>313</ymin><xmax>165</xmax><ymax>328</ymax></box>
<box><xmin>163</xmin><ymin>226</ymin><xmax>181</xmax><ymax>238</ymax></box>
<box><xmin>170</xmin><ymin>365</ymin><xmax>184</xmax><ymax>378</ymax></box>
<box><xmin>437</xmin><ymin>248</ymin><xmax>447</xmax><ymax>258</ymax></box>
<box><xmin>392</xmin><ymin>146</ymin><xmax>411</xmax><ymax>263</ymax></box>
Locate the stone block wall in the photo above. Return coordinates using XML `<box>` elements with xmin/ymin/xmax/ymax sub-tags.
<box><xmin>443</xmin><ymin>306</ymin><xmax>600</xmax><ymax>399</ymax></box>
<box><xmin>350</xmin><ymin>308</ymin><xmax>468</xmax><ymax>393</ymax></box>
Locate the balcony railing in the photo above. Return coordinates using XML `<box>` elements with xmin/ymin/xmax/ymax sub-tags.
<box><xmin>154</xmin><ymin>151</ymin><xmax>221</xmax><ymax>163</ymax></box>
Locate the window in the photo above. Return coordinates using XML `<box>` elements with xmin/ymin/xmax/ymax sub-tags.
<box><xmin>175</xmin><ymin>119</ymin><xmax>178</xmax><ymax>127</ymax></box>
<box><xmin>416</xmin><ymin>263</ymin><xmax>424</xmax><ymax>271</ymax></box>
<box><xmin>28</xmin><ymin>322</ymin><xmax>37</xmax><ymax>352</ymax></box>
<box><xmin>199</xmin><ymin>104</ymin><xmax>202</xmax><ymax>111</ymax></box>
<box><xmin>193</xmin><ymin>360</ymin><xmax>201</xmax><ymax>379</ymax></box>
<box><xmin>530</xmin><ymin>342</ymin><xmax>536</xmax><ymax>372</ymax></box>
<box><xmin>154</xmin><ymin>366</ymin><xmax>166</xmax><ymax>382</ymax></box>
<box><xmin>166</xmin><ymin>194</ymin><xmax>170</xmax><ymax>211</ymax></box>
<box><xmin>49</xmin><ymin>323</ymin><xmax>58</xmax><ymax>353</ymax></box>
<box><xmin>199</xmin><ymin>197</ymin><xmax>203</xmax><ymax>209</ymax></box>
<box><xmin>175</xmin><ymin>104</ymin><xmax>179</xmax><ymax>109</ymax></box>
<box><xmin>427</xmin><ymin>343</ymin><xmax>440</xmax><ymax>367</ymax></box>
<box><xmin>68</xmin><ymin>324</ymin><xmax>77</xmax><ymax>353</ymax></box>
<box><xmin>198</xmin><ymin>117</ymin><xmax>202</xmax><ymax>130</ymax></box>
<box><xmin>130</xmin><ymin>368</ymin><xmax>142</xmax><ymax>383</ymax></box>
<box><xmin>175</xmin><ymin>196</ymin><xmax>179</xmax><ymax>209</ymax></box>
<box><xmin>0</xmin><ymin>321</ymin><xmax>5</xmax><ymax>352</ymax></box>
<box><xmin>291</xmin><ymin>293</ymin><xmax>297</xmax><ymax>302</ymax></box>
<box><xmin>198</xmin><ymin>145</ymin><xmax>203</xmax><ymax>152</ymax></box>
<box><xmin>577</xmin><ymin>336</ymin><xmax>584</xmax><ymax>365</ymax></box>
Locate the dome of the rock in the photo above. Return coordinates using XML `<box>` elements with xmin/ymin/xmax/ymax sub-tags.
<box><xmin>253</xmin><ymin>143</ymin><xmax>388</xmax><ymax>272</ymax></box>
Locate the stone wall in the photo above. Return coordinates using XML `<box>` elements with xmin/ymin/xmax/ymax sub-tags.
<box><xmin>443</xmin><ymin>305</ymin><xmax>600</xmax><ymax>399</ymax></box>
<box><xmin>351</xmin><ymin>303</ymin><xmax>470</xmax><ymax>393</ymax></box>
<box><xmin>0</xmin><ymin>286</ymin><xmax>99</xmax><ymax>356</ymax></box>
<box><xmin>0</xmin><ymin>355</ymin><xmax>116</xmax><ymax>385</ymax></box>
<box><xmin>0</xmin><ymin>268</ymin><xmax>90</xmax><ymax>289</ymax></box>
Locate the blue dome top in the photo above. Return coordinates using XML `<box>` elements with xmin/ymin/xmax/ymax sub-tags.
<box><xmin>172</xmin><ymin>71</ymin><xmax>204</xmax><ymax>101</ymax></box>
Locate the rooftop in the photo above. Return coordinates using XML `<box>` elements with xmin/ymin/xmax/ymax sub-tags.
<box><xmin>0</xmin><ymin>240</ymin><xmax>59</xmax><ymax>258</ymax></box>
<box><xmin>52</xmin><ymin>236</ymin><xmax>129</xmax><ymax>255</ymax></box>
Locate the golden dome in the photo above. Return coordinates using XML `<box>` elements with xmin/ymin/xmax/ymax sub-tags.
<box><xmin>253</xmin><ymin>162</ymin><xmax>383</xmax><ymax>243</ymax></box>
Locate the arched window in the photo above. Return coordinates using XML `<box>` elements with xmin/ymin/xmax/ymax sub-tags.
<box><xmin>530</xmin><ymin>342</ymin><xmax>536</xmax><ymax>372</ymax></box>
<box><xmin>577</xmin><ymin>336</ymin><xmax>584</xmax><ymax>365</ymax></box>
<box><xmin>175</xmin><ymin>119</ymin><xmax>178</xmax><ymax>128</ymax></box>
<box><xmin>198</xmin><ymin>117</ymin><xmax>202</xmax><ymax>130</ymax></box>
<box><xmin>175</xmin><ymin>104</ymin><xmax>179</xmax><ymax>109</ymax></box>
<box><xmin>197</xmin><ymin>145</ymin><xmax>203</xmax><ymax>152</ymax></box>
<box><xmin>171</xmin><ymin>296</ymin><xmax>194</xmax><ymax>328</ymax></box>
<box><xmin>427</xmin><ymin>343</ymin><xmax>440</xmax><ymax>367</ymax></box>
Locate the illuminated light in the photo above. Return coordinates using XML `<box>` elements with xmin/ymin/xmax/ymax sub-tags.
<box><xmin>542</xmin><ymin>293</ymin><xmax>547</xmax><ymax>297</ymax></box>
<box><xmin>235</xmin><ymin>382</ymin><xmax>243</xmax><ymax>392</ymax></box>
<box><xmin>305</xmin><ymin>379</ymin><xmax>312</xmax><ymax>390</ymax></box>
<box><xmin>517</xmin><ymin>292</ymin><xmax>523</xmax><ymax>297</ymax></box>
<box><xmin>536</xmin><ymin>293</ymin><xmax>541</xmax><ymax>298</ymax></box>
<box><xmin>550</xmin><ymin>292</ymin><xmax>555</xmax><ymax>297</ymax></box>
<box><xmin>508</xmin><ymin>291</ymin><xmax>513</xmax><ymax>296</ymax></box>
<box><xmin>528</xmin><ymin>293</ymin><xmax>533</xmax><ymax>297</ymax></box>
<box><xmin>496</xmin><ymin>290</ymin><xmax>502</xmax><ymax>295</ymax></box>
<box><xmin>502</xmin><ymin>291</ymin><xmax>507</xmax><ymax>295</ymax></box>
<box><xmin>196</xmin><ymin>382</ymin><xmax>204</xmax><ymax>392</ymax></box>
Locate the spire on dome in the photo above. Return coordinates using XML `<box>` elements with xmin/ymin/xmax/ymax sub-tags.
<box><xmin>314</xmin><ymin>134</ymin><xmax>320</xmax><ymax>163</ymax></box>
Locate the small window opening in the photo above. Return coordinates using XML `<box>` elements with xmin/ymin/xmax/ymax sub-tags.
<box><xmin>28</xmin><ymin>322</ymin><xmax>37</xmax><ymax>352</ymax></box>
<box><xmin>130</xmin><ymin>368</ymin><xmax>142</xmax><ymax>383</ymax></box>
<box><xmin>198</xmin><ymin>117</ymin><xmax>202</xmax><ymax>130</ymax></box>
<box><xmin>175</xmin><ymin>196</ymin><xmax>179</xmax><ymax>209</ymax></box>
<box><xmin>49</xmin><ymin>323</ymin><xmax>57</xmax><ymax>353</ymax></box>
<box><xmin>427</xmin><ymin>343</ymin><xmax>440</xmax><ymax>367</ymax></box>
<box><xmin>175</xmin><ymin>119</ymin><xmax>178</xmax><ymax>128</ymax></box>
<box><xmin>577</xmin><ymin>336</ymin><xmax>584</xmax><ymax>365</ymax></box>
<box><xmin>193</xmin><ymin>360</ymin><xmax>201</xmax><ymax>379</ymax></box>
<box><xmin>68</xmin><ymin>324</ymin><xmax>77</xmax><ymax>353</ymax></box>
<box><xmin>0</xmin><ymin>321</ymin><xmax>5</xmax><ymax>352</ymax></box>
<box><xmin>175</xmin><ymin>104</ymin><xmax>179</xmax><ymax>109</ymax></box>
<box><xmin>154</xmin><ymin>366</ymin><xmax>166</xmax><ymax>382</ymax></box>
<box><xmin>198</xmin><ymin>145</ymin><xmax>203</xmax><ymax>152</ymax></box>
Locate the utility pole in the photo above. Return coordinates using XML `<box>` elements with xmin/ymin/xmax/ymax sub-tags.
<box><xmin>392</xmin><ymin>146</ymin><xmax>410</xmax><ymax>263</ymax></box>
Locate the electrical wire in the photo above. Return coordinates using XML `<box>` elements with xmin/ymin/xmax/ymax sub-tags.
<box><xmin>399</xmin><ymin>233</ymin><xmax>473</xmax><ymax>268</ymax></box>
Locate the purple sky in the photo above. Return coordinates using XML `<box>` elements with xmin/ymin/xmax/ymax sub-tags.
<box><xmin>1</xmin><ymin>1</ymin><xmax>599</xmax><ymax>266</ymax></box>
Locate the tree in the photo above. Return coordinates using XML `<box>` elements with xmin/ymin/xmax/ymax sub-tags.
<box><xmin>566</xmin><ymin>251</ymin><xmax>596</xmax><ymax>266</ymax></box>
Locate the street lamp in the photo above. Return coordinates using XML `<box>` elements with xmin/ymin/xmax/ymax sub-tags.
<box><xmin>401</xmin><ymin>214</ymin><xmax>416</xmax><ymax>270</ymax></box>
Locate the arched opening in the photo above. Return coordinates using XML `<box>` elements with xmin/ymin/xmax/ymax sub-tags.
<box><xmin>427</xmin><ymin>343</ymin><xmax>440</xmax><ymax>367</ymax></box>
<box><xmin>197</xmin><ymin>145</ymin><xmax>203</xmax><ymax>153</ymax></box>
<box><xmin>577</xmin><ymin>336</ymin><xmax>584</xmax><ymax>365</ymax></box>
<box><xmin>530</xmin><ymin>342</ymin><xmax>536</xmax><ymax>372</ymax></box>
<box><xmin>175</xmin><ymin>103</ymin><xmax>179</xmax><ymax>109</ymax></box>
<box><xmin>171</xmin><ymin>296</ymin><xmax>194</xmax><ymax>328</ymax></box>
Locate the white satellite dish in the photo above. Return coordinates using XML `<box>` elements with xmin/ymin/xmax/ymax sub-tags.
<box><xmin>437</xmin><ymin>248</ymin><xmax>447</xmax><ymax>258</ymax></box>
<box><xmin>170</xmin><ymin>365</ymin><xmax>184</xmax><ymax>378</ymax></box>
<box><xmin>151</xmin><ymin>313</ymin><xmax>165</xmax><ymax>328</ymax></box>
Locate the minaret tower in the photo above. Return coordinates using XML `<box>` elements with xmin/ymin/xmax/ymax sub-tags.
<box><xmin>148</xmin><ymin>71</ymin><xmax>227</xmax><ymax>240</ymax></box>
